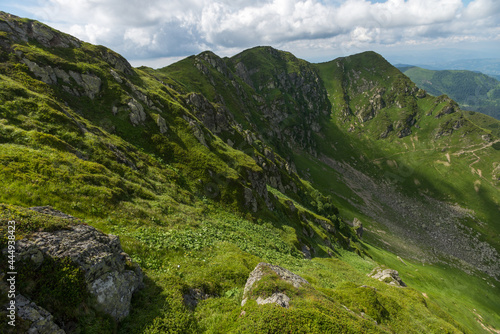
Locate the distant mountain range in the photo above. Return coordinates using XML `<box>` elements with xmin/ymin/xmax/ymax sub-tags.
<box><xmin>419</xmin><ymin>58</ymin><xmax>500</xmax><ymax>81</ymax></box>
<box><xmin>395</xmin><ymin>58</ymin><xmax>500</xmax><ymax>81</ymax></box>
<box><xmin>397</xmin><ymin>66</ymin><xmax>500</xmax><ymax>120</ymax></box>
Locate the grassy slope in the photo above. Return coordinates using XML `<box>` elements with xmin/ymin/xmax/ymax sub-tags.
<box><xmin>313</xmin><ymin>53</ymin><xmax>500</xmax><ymax>332</ymax></box>
<box><xmin>162</xmin><ymin>47</ymin><xmax>500</xmax><ymax>332</ymax></box>
<box><xmin>0</xmin><ymin>15</ymin><xmax>497</xmax><ymax>334</ymax></box>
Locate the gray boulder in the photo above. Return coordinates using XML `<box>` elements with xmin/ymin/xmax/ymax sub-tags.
<box><xmin>369</xmin><ymin>267</ymin><xmax>406</xmax><ymax>287</ymax></box>
<box><xmin>353</xmin><ymin>218</ymin><xmax>363</xmax><ymax>239</ymax></box>
<box><xmin>255</xmin><ymin>293</ymin><xmax>291</xmax><ymax>308</ymax></box>
<box><xmin>16</xmin><ymin>294</ymin><xmax>66</xmax><ymax>334</ymax></box>
<box><xmin>156</xmin><ymin>115</ymin><xmax>168</xmax><ymax>134</ymax></box>
<box><xmin>0</xmin><ymin>12</ymin><xmax>81</xmax><ymax>48</ymax></box>
<box><xmin>128</xmin><ymin>98</ymin><xmax>146</xmax><ymax>125</ymax></box>
<box><xmin>69</xmin><ymin>71</ymin><xmax>101</xmax><ymax>99</ymax></box>
<box><xmin>22</xmin><ymin>58</ymin><xmax>57</xmax><ymax>84</ymax></box>
<box><xmin>16</xmin><ymin>224</ymin><xmax>143</xmax><ymax>321</ymax></box>
<box><xmin>241</xmin><ymin>262</ymin><xmax>309</xmax><ymax>308</ymax></box>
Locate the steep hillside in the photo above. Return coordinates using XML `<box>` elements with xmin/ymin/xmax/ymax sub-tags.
<box><xmin>398</xmin><ymin>66</ymin><xmax>500</xmax><ymax>120</ymax></box>
<box><xmin>161</xmin><ymin>46</ymin><xmax>500</xmax><ymax>330</ymax></box>
<box><xmin>0</xmin><ymin>12</ymin><xmax>499</xmax><ymax>334</ymax></box>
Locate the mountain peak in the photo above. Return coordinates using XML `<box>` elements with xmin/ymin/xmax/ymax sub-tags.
<box><xmin>0</xmin><ymin>11</ymin><xmax>133</xmax><ymax>76</ymax></box>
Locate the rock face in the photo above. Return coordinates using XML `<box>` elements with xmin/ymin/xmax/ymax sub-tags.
<box><xmin>156</xmin><ymin>115</ymin><xmax>168</xmax><ymax>134</ymax></box>
<box><xmin>128</xmin><ymin>98</ymin><xmax>147</xmax><ymax>125</ymax></box>
<box><xmin>186</xmin><ymin>93</ymin><xmax>232</xmax><ymax>134</ymax></box>
<box><xmin>16</xmin><ymin>294</ymin><xmax>66</xmax><ymax>334</ymax></box>
<box><xmin>0</xmin><ymin>11</ymin><xmax>80</xmax><ymax>48</ymax></box>
<box><xmin>69</xmin><ymin>71</ymin><xmax>102</xmax><ymax>99</ymax></box>
<box><xmin>241</xmin><ymin>262</ymin><xmax>309</xmax><ymax>308</ymax></box>
<box><xmin>20</xmin><ymin>58</ymin><xmax>102</xmax><ymax>98</ymax></box>
<box><xmin>370</xmin><ymin>268</ymin><xmax>406</xmax><ymax>287</ymax></box>
<box><xmin>16</xmin><ymin>224</ymin><xmax>143</xmax><ymax>321</ymax></box>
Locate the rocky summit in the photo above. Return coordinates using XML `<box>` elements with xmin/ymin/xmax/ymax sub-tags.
<box><xmin>0</xmin><ymin>11</ymin><xmax>499</xmax><ymax>334</ymax></box>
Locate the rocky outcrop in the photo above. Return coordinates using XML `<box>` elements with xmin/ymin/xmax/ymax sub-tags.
<box><xmin>353</xmin><ymin>218</ymin><xmax>363</xmax><ymax>239</ymax></box>
<box><xmin>435</xmin><ymin>101</ymin><xmax>458</xmax><ymax>118</ymax></box>
<box><xmin>22</xmin><ymin>58</ymin><xmax>57</xmax><ymax>85</ymax></box>
<box><xmin>101</xmin><ymin>49</ymin><xmax>134</xmax><ymax>76</ymax></box>
<box><xmin>128</xmin><ymin>98</ymin><xmax>147</xmax><ymax>125</ymax></box>
<box><xmin>16</xmin><ymin>224</ymin><xmax>143</xmax><ymax>321</ymax></box>
<box><xmin>69</xmin><ymin>71</ymin><xmax>101</xmax><ymax>99</ymax></box>
<box><xmin>156</xmin><ymin>114</ymin><xmax>168</xmax><ymax>134</ymax></box>
<box><xmin>234</xmin><ymin>61</ymin><xmax>254</xmax><ymax>88</ymax></box>
<box><xmin>186</xmin><ymin>93</ymin><xmax>232</xmax><ymax>134</ymax></box>
<box><xmin>245</xmin><ymin>169</ymin><xmax>274</xmax><ymax>211</ymax></box>
<box><xmin>241</xmin><ymin>262</ymin><xmax>309</xmax><ymax>308</ymax></box>
<box><xmin>370</xmin><ymin>268</ymin><xmax>406</xmax><ymax>287</ymax></box>
<box><xmin>16</xmin><ymin>294</ymin><xmax>65</xmax><ymax>334</ymax></box>
<box><xmin>20</xmin><ymin>58</ymin><xmax>101</xmax><ymax>98</ymax></box>
<box><xmin>301</xmin><ymin>244</ymin><xmax>312</xmax><ymax>259</ymax></box>
<box><xmin>0</xmin><ymin>11</ymin><xmax>80</xmax><ymax>48</ymax></box>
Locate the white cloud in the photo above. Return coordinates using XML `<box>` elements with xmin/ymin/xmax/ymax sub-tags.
<box><xmin>16</xmin><ymin>0</ymin><xmax>499</xmax><ymax>66</ymax></box>
<box><xmin>462</xmin><ymin>0</ymin><xmax>500</xmax><ymax>20</ymax></box>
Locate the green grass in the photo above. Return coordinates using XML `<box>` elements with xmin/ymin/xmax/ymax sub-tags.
<box><xmin>367</xmin><ymin>243</ymin><xmax>500</xmax><ymax>334</ymax></box>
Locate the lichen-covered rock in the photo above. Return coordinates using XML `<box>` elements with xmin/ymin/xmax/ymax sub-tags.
<box><xmin>81</xmin><ymin>73</ymin><xmax>102</xmax><ymax>98</ymax></box>
<box><xmin>68</xmin><ymin>71</ymin><xmax>101</xmax><ymax>99</ymax></box>
<box><xmin>370</xmin><ymin>268</ymin><xmax>406</xmax><ymax>287</ymax></box>
<box><xmin>186</xmin><ymin>93</ymin><xmax>232</xmax><ymax>134</ymax></box>
<box><xmin>156</xmin><ymin>115</ymin><xmax>168</xmax><ymax>134</ymax></box>
<box><xmin>16</xmin><ymin>294</ymin><xmax>66</xmax><ymax>334</ymax></box>
<box><xmin>241</xmin><ymin>262</ymin><xmax>309</xmax><ymax>307</ymax></box>
<box><xmin>101</xmin><ymin>49</ymin><xmax>134</xmax><ymax>76</ymax></box>
<box><xmin>301</xmin><ymin>244</ymin><xmax>312</xmax><ymax>259</ymax></box>
<box><xmin>256</xmin><ymin>293</ymin><xmax>291</xmax><ymax>308</ymax></box>
<box><xmin>110</xmin><ymin>69</ymin><xmax>123</xmax><ymax>83</ymax></box>
<box><xmin>21</xmin><ymin>59</ymin><xmax>100</xmax><ymax>99</ymax></box>
<box><xmin>54</xmin><ymin>67</ymin><xmax>71</xmax><ymax>83</ymax></box>
<box><xmin>128</xmin><ymin>98</ymin><xmax>146</xmax><ymax>125</ymax></box>
<box><xmin>22</xmin><ymin>58</ymin><xmax>57</xmax><ymax>84</ymax></box>
<box><xmin>16</xmin><ymin>224</ymin><xmax>143</xmax><ymax>321</ymax></box>
<box><xmin>0</xmin><ymin>12</ymin><xmax>80</xmax><ymax>48</ymax></box>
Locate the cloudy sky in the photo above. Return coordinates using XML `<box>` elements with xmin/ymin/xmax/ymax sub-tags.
<box><xmin>2</xmin><ymin>0</ymin><xmax>500</xmax><ymax>68</ymax></box>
